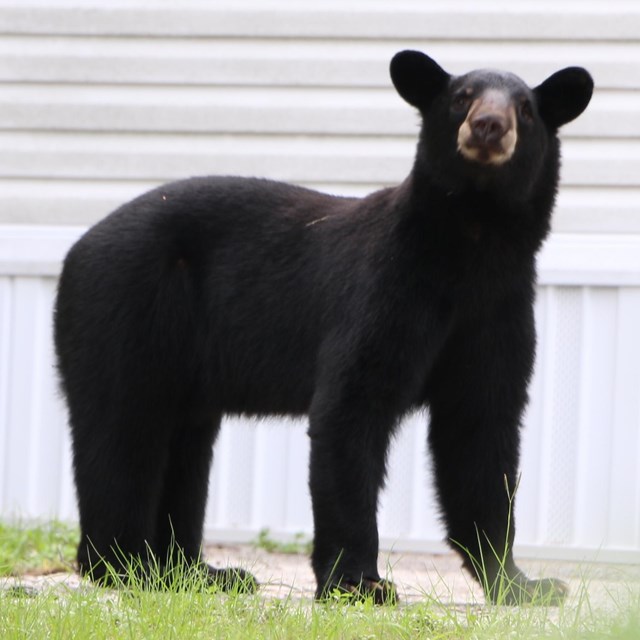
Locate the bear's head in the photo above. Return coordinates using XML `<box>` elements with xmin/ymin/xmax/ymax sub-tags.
<box><xmin>390</xmin><ymin>50</ymin><xmax>593</xmax><ymax>199</ymax></box>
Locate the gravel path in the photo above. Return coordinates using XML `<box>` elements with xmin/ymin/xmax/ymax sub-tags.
<box><xmin>205</xmin><ymin>545</ymin><xmax>640</xmax><ymax>610</ymax></box>
<box><xmin>4</xmin><ymin>546</ymin><xmax>640</xmax><ymax>613</ymax></box>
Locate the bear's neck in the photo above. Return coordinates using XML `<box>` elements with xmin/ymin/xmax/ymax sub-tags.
<box><xmin>398</xmin><ymin>163</ymin><xmax>554</xmax><ymax>255</ymax></box>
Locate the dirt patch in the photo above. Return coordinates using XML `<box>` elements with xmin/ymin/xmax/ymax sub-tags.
<box><xmin>3</xmin><ymin>545</ymin><xmax>640</xmax><ymax>612</ymax></box>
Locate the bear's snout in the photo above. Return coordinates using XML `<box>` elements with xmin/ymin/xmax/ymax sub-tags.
<box><xmin>457</xmin><ymin>89</ymin><xmax>517</xmax><ymax>166</ymax></box>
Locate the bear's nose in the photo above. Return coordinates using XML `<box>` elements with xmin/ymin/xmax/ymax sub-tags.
<box><xmin>470</xmin><ymin>114</ymin><xmax>508</xmax><ymax>144</ymax></box>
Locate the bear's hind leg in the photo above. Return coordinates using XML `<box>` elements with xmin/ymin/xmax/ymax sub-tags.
<box><xmin>154</xmin><ymin>412</ymin><xmax>257</xmax><ymax>593</ymax></box>
<box><xmin>71</xmin><ymin>408</ymin><xmax>174</xmax><ymax>587</ymax></box>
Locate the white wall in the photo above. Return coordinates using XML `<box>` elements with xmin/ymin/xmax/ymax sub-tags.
<box><xmin>1</xmin><ymin>1</ymin><xmax>640</xmax><ymax>562</ymax></box>
<box><xmin>0</xmin><ymin>0</ymin><xmax>639</xmax><ymax>233</ymax></box>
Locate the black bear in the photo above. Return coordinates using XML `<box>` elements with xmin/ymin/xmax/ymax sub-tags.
<box><xmin>54</xmin><ymin>51</ymin><xmax>593</xmax><ymax>605</ymax></box>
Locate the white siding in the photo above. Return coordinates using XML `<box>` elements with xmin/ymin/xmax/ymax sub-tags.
<box><xmin>1</xmin><ymin>1</ymin><xmax>640</xmax><ymax>561</ymax></box>
<box><xmin>0</xmin><ymin>0</ymin><xmax>639</xmax><ymax>232</ymax></box>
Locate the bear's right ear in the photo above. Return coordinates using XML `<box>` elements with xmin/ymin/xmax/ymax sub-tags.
<box><xmin>390</xmin><ymin>50</ymin><xmax>450</xmax><ymax>110</ymax></box>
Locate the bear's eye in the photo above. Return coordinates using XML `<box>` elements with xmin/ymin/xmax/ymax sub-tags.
<box><xmin>519</xmin><ymin>99</ymin><xmax>534</xmax><ymax>123</ymax></box>
<box><xmin>452</xmin><ymin>91</ymin><xmax>472</xmax><ymax>112</ymax></box>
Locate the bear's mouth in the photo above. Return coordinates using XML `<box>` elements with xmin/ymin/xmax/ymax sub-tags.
<box><xmin>457</xmin><ymin>90</ymin><xmax>517</xmax><ymax>166</ymax></box>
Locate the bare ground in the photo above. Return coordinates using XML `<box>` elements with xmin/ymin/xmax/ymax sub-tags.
<box><xmin>4</xmin><ymin>545</ymin><xmax>640</xmax><ymax>613</ymax></box>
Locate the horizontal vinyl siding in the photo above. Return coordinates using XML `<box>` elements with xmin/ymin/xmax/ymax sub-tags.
<box><xmin>0</xmin><ymin>1</ymin><xmax>639</xmax><ymax>233</ymax></box>
<box><xmin>2</xmin><ymin>1</ymin><xmax>640</xmax><ymax>41</ymax></box>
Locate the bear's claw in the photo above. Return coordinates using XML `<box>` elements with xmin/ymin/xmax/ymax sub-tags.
<box><xmin>206</xmin><ymin>566</ymin><xmax>258</xmax><ymax>594</ymax></box>
<box><xmin>317</xmin><ymin>577</ymin><xmax>398</xmax><ymax>605</ymax></box>
<box><xmin>488</xmin><ymin>575</ymin><xmax>568</xmax><ymax>606</ymax></box>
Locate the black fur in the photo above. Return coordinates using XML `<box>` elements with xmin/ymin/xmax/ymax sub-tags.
<box><xmin>54</xmin><ymin>51</ymin><xmax>593</xmax><ymax>604</ymax></box>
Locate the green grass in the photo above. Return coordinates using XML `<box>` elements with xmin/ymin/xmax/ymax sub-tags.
<box><xmin>0</xmin><ymin>520</ymin><xmax>78</xmax><ymax>576</ymax></box>
<box><xmin>1</xmin><ymin>520</ymin><xmax>640</xmax><ymax>639</ymax></box>
<box><xmin>252</xmin><ymin>528</ymin><xmax>313</xmax><ymax>555</ymax></box>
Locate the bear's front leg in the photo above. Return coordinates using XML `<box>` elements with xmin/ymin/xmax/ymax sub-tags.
<box><xmin>308</xmin><ymin>389</ymin><xmax>399</xmax><ymax>605</ymax></box>
<box><xmin>426</xmin><ymin>298</ymin><xmax>567</xmax><ymax>606</ymax></box>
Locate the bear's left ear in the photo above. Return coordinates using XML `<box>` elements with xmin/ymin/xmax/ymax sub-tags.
<box><xmin>534</xmin><ymin>67</ymin><xmax>594</xmax><ymax>129</ymax></box>
<box><xmin>390</xmin><ymin>50</ymin><xmax>450</xmax><ymax>110</ymax></box>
